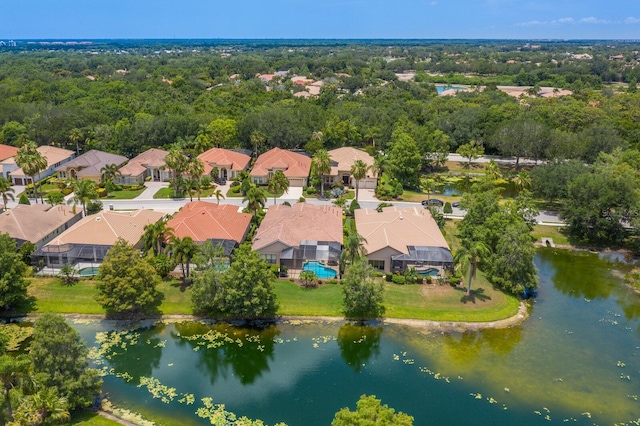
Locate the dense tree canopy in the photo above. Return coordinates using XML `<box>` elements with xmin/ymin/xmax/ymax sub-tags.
<box><xmin>0</xmin><ymin>233</ymin><xmax>29</xmax><ymax>313</ymax></box>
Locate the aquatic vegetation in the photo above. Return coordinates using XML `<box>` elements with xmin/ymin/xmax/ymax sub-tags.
<box><xmin>101</xmin><ymin>398</ymin><xmax>156</xmax><ymax>426</ymax></box>
<box><xmin>138</xmin><ymin>376</ymin><xmax>178</xmax><ymax>403</ymax></box>
<box><xmin>196</xmin><ymin>397</ymin><xmax>287</xmax><ymax>426</ymax></box>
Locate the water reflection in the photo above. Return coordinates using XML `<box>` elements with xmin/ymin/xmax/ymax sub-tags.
<box><xmin>172</xmin><ymin>322</ymin><xmax>280</xmax><ymax>385</ymax></box>
<box><xmin>337</xmin><ymin>324</ymin><xmax>383</xmax><ymax>372</ymax></box>
<box><xmin>443</xmin><ymin>325</ymin><xmax>523</xmax><ymax>365</ymax></box>
<box><xmin>542</xmin><ymin>249</ymin><xmax>615</xmax><ymax>300</ymax></box>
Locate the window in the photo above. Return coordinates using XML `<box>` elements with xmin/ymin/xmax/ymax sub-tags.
<box><xmin>261</xmin><ymin>254</ymin><xmax>277</xmax><ymax>264</ymax></box>
<box><xmin>369</xmin><ymin>260</ymin><xmax>385</xmax><ymax>271</ymax></box>
<box><xmin>253</xmin><ymin>177</ymin><xmax>264</xmax><ymax>184</ymax></box>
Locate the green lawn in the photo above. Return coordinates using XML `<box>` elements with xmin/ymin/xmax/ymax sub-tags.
<box><xmin>67</xmin><ymin>411</ymin><xmax>120</xmax><ymax>426</ymax></box>
<box><xmin>102</xmin><ymin>188</ymin><xmax>145</xmax><ymax>200</ymax></box>
<box><xmin>531</xmin><ymin>224</ymin><xmax>571</xmax><ymax>245</ymax></box>
<box><xmin>153</xmin><ymin>188</ymin><xmax>179</xmax><ymax>199</ymax></box>
<box><xmin>24</xmin><ymin>274</ymin><xmax>520</xmax><ymax>322</ymax></box>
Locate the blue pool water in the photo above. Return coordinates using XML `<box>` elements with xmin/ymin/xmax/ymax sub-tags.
<box><xmin>435</xmin><ymin>84</ymin><xmax>467</xmax><ymax>94</ymax></box>
<box><xmin>303</xmin><ymin>261</ymin><xmax>337</xmax><ymax>279</ymax></box>
<box><xmin>78</xmin><ymin>266</ymin><xmax>99</xmax><ymax>277</ymax></box>
<box><xmin>416</xmin><ymin>268</ymin><xmax>439</xmax><ymax>277</ymax></box>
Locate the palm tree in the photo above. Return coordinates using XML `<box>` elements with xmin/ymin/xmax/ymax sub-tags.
<box><xmin>70</xmin><ymin>179</ymin><xmax>98</xmax><ymax>216</ymax></box>
<box><xmin>184</xmin><ymin>176</ymin><xmax>200</xmax><ymax>202</ymax></box>
<box><xmin>242</xmin><ymin>185</ymin><xmax>267</xmax><ymax>218</ymax></box>
<box><xmin>267</xmin><ymin>170</ymin><xmax>290</xmax><ymax>206</ymax></box>
<box><xmin>350</xmin><ymin>159</ymin><xmax>369</xmax><ymax>202</ymax></box>
<box><xmin>0</xmin><ymin>177</ymin><xmax>15</xmax><ymax>211</ymax></box>
<box><xmin>513</xmin><ymin>171</ymin><xmax>531</xmax><ymax>192</ymax></box>
<box><xmin>372</xmin><ymin>155</ymin><xmax>387</xmax><ymax>180</ymax></box>
<box><xmin>14</xmin><ymin>141</ymin><xmax>47</xmax><ymax>204</ymax></box>
<box><xmin>250</xmin><ymin>130</ymin><xmax>266</xmax><ymax>159</ymax></box>
<box><xmin>169</xmin><ymin>236</ymin><xmax>198</xmax><ymax>280</ymax></box>
<box><xmin>194</xmin><ymin>132</ymin><xmax>212</xmax><ymax>154</ymax></box>
<box><xmin>484</xmin><ymin>159</ymin><xmax>501</xmax><ymax>181</ymax></box>
<box><xmin>342</xmin><ymin>220</ymin><xmax>368</xmax><ymax>264</ymax></box>
<box><xmin>213</xmin><ymin>188</ymin><xmax>225</xmax><ymax>205</ymax></box>
<box><xmin>187</xmin><ymin>157</ymin><xmax>205</xmax><ymax>201</ymax></box>
<box><xmin>311</xmin><ymin>149</ymin><xmax>332</xmax><ymax>199</ymax></box>
<box><xmin>100</xmin><ymin>163</ymin><xmax>122</xmax><ymax>185</ymax></box>
<box><xmin>454</xmin><ymin>239</ymin><xmax>490</xmax><ymax>296</ymax></box>
<box><xmin>164</xmin><ymin>145</ymin><xmax>188</xmax><ymax>198</ymax></box>
<box><xmin>68</xmin><ymin>128</ymin><xmax>83</xmax><ymax>155</ymax></box>
<box><xmin>0</xmin><ymin>354</ymin><xmax>33</xmax><ymax>422</ymax></box>
<box><xmin>143</xmin><ymin>219</ymin><xmax>174</xmax><ymax>256</ymax></box>
<box><xmin>14</xmin><ymin>385</ymin><xmax>69</xmax><ymax>426</ymax></box>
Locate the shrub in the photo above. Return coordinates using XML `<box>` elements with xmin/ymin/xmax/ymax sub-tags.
<box><xmin>426</xmin><ymin>276</ymin><xmax>433</xmax><ymax>284</ymax></box>
<box><xmin>300</xmin><ymin>270</ymin><xmax>318</xmax><ymax>288</ymax></box>
<box><xmin>19</xmin><ymin>193</ymin><xmax>30</xmax><ymax>205</ymax></box>
<box><xmin>392</xmin><ymin>274</ymin><xmax>406</xmax><ymax>285</ymax></box>
<box><xmin>61</xmin><ymin>188</ymin><xmax>73</xmax><ymax>196</ymax></box>
<box><xmin>326</xmin><ymin>278</ymin><xmax>338</xmax><ymax>285</ymax></box>
<box><xmin>448</xmin><ymin>275</ymin><xmax>462</xmax><ymax>286</ymax></box>
<box><xmin>86</xmin><ymin>200</ymin><xmax>103</xmax><ymax>215</ymax></box>
<box><xmin>145</xmin><ymin>176</ymin><xmax>152</xmax><ymax>182</ymax></box>
<box><xmin>443</xmin><ymin>202</ymin><xmax>453</xmax><ymax>214</ymax></box>
<box><xmin>97</xmin><ymin>188</ymin><xmax>108</xmax><ymax>197</ymax></box>
<box><xmin>304</xmin><ymin>186</ymin><xmax>317</xmax><ymax>195</ymax></box>
<box><xmin>148</xmin><ymin>254</ymin><xmax>173</xmax><ymax>279</ymax></box>
<box><xmin>385</xmin><ymin>273</ymin><xmax>393</xmax><ymax>282</ymax></box>
<box><xmin>230</xmin><ymin>181</ymin><xmax>240</xmax><ymax>187</ymax></box>
<box><xmin>298</xmin><ymin>197</ymin><xmax>306</xmax><ymax>203</ymax></box>
<box><xmin>331</xmin><ymin>187</ymin><xmax>344</xmax><ymax>198</ymax></box>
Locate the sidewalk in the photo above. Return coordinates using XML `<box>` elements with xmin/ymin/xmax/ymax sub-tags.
<box><xmin>136</xmin><ymin>181</ymin><xmax>169</xmax><ymax>199</ymax></box>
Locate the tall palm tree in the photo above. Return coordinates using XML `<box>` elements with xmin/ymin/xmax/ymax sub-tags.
<box><xmin>454</xmin><ymin>239</ymin><xmax>490</xmax><ymax>296</ymax></box>
<box><xmin>213</xmin><ymin>188</ymin><xmax>225</xmax><ymax>205</ymax></box>
<box><xmin>513</xmin><ymin>171</ymin><xmax>531</xmax><ymax>192</ymax></box>
<box><xmin>100</xmin><ymin>163</ymin><xmax>122</xmax><ymax>185</ymax></box>
<box><xmin>14</xmin><ymin>141</ymin><xmax>47</xmax><ymax>204</ymax></box>
<box><xmin>70</xmin><ymin>179</ymin><xmax>98</xmax><ymax>216</ymax></box>
<box><xmin>169</xmin><ymin>236</ymin><xmax>198</xmax><ymax>280</ymax></box>
<box><xmin>0</xmin><ymin>177</ymin><xmax>15</xmax><ymax>211</ymax></box>
<box><xmin>242</xmin><ymin>185</ymin><xmax>267</xmax><ymax>218</ymax></box>
<box><xmin>187</xmin><ymin>157</ymin><xmax>205</xmax><ymax>201</ymax></box>
<box><xmin>68</xmin><ymin>128</ymin><xmax>83</xmax><ymax>155</ymax></box>
<box><xmin>342</xmin><ymin>220</ymin><xmax>368</xmax><ymax>265</ymax></box>
<box><xmin>350</xmin><ymin>159</ymin><xmax>369</xmax><ymax>202</ymax></box>
<box><xmin>0</xmin><ymin>354</ymin><xmax>33</xmax><ymax>422</ymax></box>
<box><xmin>250</xmin><ymin>130</ymin><xmax>266</xmax><ymax>159</ymax></box>
<box><xmin>372</xmin><ymin>155</ymin><xmax>387</xmax><ymax>180</ymax></box>
<box><xmin>143</xmin><ymin>219</ymin><xmax>174</xmax><ymax>256</ymax></box>
<box><xmin>164</xmin><ymin>145</ymin><xmax>188</xmax><ymax>198</ymax></box>
<box><xmin>484</xmin><ymin>159</ymin><xmax>501</xmax><ymax>181</ymax></box>
<box><xmin>311</xmin><ymin>149</ymin><xmax>332</xmax><ymax>199</ymax></box>
<box><xmin>184</xmin><ymin>176</ymin><xmax>200</xmax><ymax>202</ymax></box>
<box><xmin>267</xmin><ymin>170</ymin><xmax>290</xmax><ymax>206</ymax></box>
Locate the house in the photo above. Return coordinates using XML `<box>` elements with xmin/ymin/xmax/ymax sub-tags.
<box><xmin>36</xmin><ymin>209</ymin><xmax>164</xmax><ymax>268</ymax></box>
<box><xmin>9</xmin><ymin>146</ymin><xmax>75</xmax><ymax>185</ymax></box>
<box><xmin>167</xmin><ymin>201</ymin><xmax>252</xmax><ymax>257</ymax></box>
<box><xmin>0</xmin><ymin>204</ymin><xmax>83</xmax><ymax>249</ymax></box>
<box><xmin>56</xmin><ymin>149</ymin><xmax>128</xmax><ymax>182</ymax></box>
<box><xmin>117</xmin><ymin>148</ymin><xmax>171</xmax><ymax>184</ymax></box>
<box><xmin>0</xmin><ymin>144</ymin><xmax>19</xmax><ymax>179</ymax></box>
<box><xmin>252</xmin><ymin>203</ymin><xmax>343</xmax><ymax>273</ymax></box>
<box><xmin>198</xmin><ymin>148</ymin><xmax>251</xmax><ymax>181</ymax></box>
<box><xmin>251</xmin><ymin>147</ymin><xmax>311</xmax><ymax>187</ymax></box>
<box><xmin>354</xmin><ymin>206</ymin><xmax>453</xmax><ymax>274</ymax></box>
<box><xmin>327</xmin><ymin>147</ymin><xmax>377</xmax><ymax>189</ymax></box>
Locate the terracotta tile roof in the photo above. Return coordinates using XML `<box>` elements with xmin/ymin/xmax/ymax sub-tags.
<box><xmin>197</xmin><ymin>148</ymin><xmax>251</xmax><ymax>176</ymax></box>
<box><xmin>0</xmin><ymin>144</ymin><xmax>18</xmax><ymax>161</ymax></box>
<box><xmin>119</xmin><ymin>148</ymin><xmax>169</xmax><ymax>177</ymax></box>
<box><xmin>45</xmin><ymin>209</ymin><xmax>164</xmax><ymax>247</ymax></box>
<box><xmin>251</xmin><ymin>148</ymin><xmax>311</xmax><ymax>179</ymax></box>
<box><xmin>167</xmin><ymin>201</ymin><xmax>252</xmax><ymax>244</ymax></box>
<box><xmin>252</xmin><ymin>203</ymin><xmax>343</xmax><ymax>250</ymax></box>
<box><xmin>55</xmin><ymin>149</ymin><xmax>128</xmax><ymax>178</ymax></box>
<box><xmin>0</xmin><ymin>204</ymin><xmax>80</xmax><ymax>244</ymax></box>
<box><xmin>11</xmin><ymin>146</ymin><xmax>75</xmax><ymax>177</ymax></box>
<box><xmin>327</xmin><ymin>147</ymin><xmax>375</xmax><ymax>177</ymax></box>
<box><xmin>354</xmin><ymin>206</ymin><xmax>450</xmax><ymax>255</ymax></box>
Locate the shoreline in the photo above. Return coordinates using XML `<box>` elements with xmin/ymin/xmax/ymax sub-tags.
<box><xmin>17</xmin><ymin>301</ymin><xmax>530</xmax><ymax>332</ymax></box>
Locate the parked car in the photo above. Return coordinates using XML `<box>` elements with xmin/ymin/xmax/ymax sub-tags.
<box><xmin>452</xmin><ymin>201</ymin><xmax>461</xmax><ymax>208</ymax></box>
<box><xmin>215</xmin><ymin>178</ymin><xmax>227</xmax><ymax>185</ymax></box>
<box><xmin>421</xmin><ymin>198</ymin><xmax>443</xmax><ymax>206</ymax></box>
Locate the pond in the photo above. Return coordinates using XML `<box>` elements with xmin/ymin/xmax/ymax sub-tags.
<box><xmin>72</xmin><ymin>248</ymin><xmax>640</xmax><ymax>425</ymax></box>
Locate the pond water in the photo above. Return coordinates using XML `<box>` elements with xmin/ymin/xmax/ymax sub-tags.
<box><xmin>72</xmin><ymin>248</ymin><xmax>640</xmax><ymax>425</ymax></box>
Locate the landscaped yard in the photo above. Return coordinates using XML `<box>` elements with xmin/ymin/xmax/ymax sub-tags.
<box><xmin>24</xmin><ymin>274</ymin><xmax>520</xmax><ymax>322</ymax></box>
<box><xmin>101</xmin><ymin>188</ymin><xmax>145</xmax><ymax>200</ymax></box>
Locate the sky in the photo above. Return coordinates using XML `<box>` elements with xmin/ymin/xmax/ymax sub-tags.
<box><xmin>1</xmin><ymin>0</ymin><xmax>639</xmax><ymax>40</ymax></box>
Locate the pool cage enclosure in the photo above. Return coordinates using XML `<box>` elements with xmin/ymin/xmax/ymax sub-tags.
<box><xmin>279</xmin><ymin>240</ymin><xmax>342</xmax><ymax>271</ymax></box>
<box><xmin>391</xmin><ymin>246</ymin><xmax>454</xmax><ymax>273</ymax></box>
<box><xmin>32</xmin><ymin>243</ymin><xmax>114</xmax><ymax>275</ymax></box>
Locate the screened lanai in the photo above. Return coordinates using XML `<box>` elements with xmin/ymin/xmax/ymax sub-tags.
<box><xmin>390</xmin><ymin>245</ymin><xmax>454</xmax><ymax>273</ymax></box>
<box><xmin>279</xmin><ymin>240</ymin><xmax>342</xmax><ymax>270</ymax></box>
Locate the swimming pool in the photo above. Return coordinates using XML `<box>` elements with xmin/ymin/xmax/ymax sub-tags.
<box><xmin>416</xmin><ymin>268</ymin><xmax>439</xmax><ymax>277</ymax></box>
<box><xmin>302</xmin><ymin>261</ymin><xmax>337</xmax><ymax>279</ymax></box>
<box><xmin>78</xmin><ymin>266</ymin><xmax>99</xmax><ymax>277</ymax></box>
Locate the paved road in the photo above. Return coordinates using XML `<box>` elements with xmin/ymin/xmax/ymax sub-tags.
<box><xmin>447</xmin><ymin>153</ymin><xmax>541</xmax><ymax>166</ymax></box>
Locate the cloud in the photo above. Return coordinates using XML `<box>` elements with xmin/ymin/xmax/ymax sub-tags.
<box><xmin>625</xmin><ymin>17</ymin><xmax>640</xmax><ymax>24</ymax></box>
<box><xmin>555</xmin><ymin>17</ymin><xmax>574</xmax><ymax>24</ymax></box>
<box><xmin>516</xmin><ymin>20</ymin><xmax>544</xmax><ymax>27</ymax></box>
<box><xmin>579</xmin><ymin>17</ymin><xmax>612</xmax><ymax>24</ymax></box>
<box><xmin>516</xmin><ymin>17</ymin><xmax>573</xmax><ymax>27</ymax></box>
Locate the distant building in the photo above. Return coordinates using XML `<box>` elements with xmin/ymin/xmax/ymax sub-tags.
<box><xmin>0</xmin><ymin>144</ymin><xmax>19</xmax><ymax>179</ymax></box>
<box><xmin>56</xmin><ymin>149</ymin><xmax>128</xmax><ymax>182</ymax></box>
<box><xmin>198</xmin><ymin>148</ymin><xmax>251</xmax><ymax>180</ymax></box>
<box><xmin>9</xmin><ymin>146</ymin><xmax>75</xmax><ymax>185</ymax></box>
<box><xmin>327</xmin><ymin>147</ymin><xmax>377</xmax><ymax>189</ymax></box>
<box><xmin>251</xmin><ymin>148</ymin><xmax>311</xmax><ymax>187</ymax></box>
<box><xmin>117</xmin><ymin>148</ymin><xmax>171</xmax><ymax>184</ymax></box>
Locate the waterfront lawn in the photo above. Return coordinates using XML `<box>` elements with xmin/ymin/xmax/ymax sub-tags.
<box><xmin>26</xmin><ymin>277</ymin><xmax>192</xmax><ymax>315</ymax></box>
<box><xmin>68</xmin><ymin>411</ymin><xmax>120</xmax><ymax>425</ymax></box>
<box><xmin>531</xmin><ymin>224</ymin><xmax>571</xmax><ymax>246</ymax></box>
<box><xmin>275</xmin><ymin>280</ymin><xmax>343</xmax><ymax>316</ymax></box>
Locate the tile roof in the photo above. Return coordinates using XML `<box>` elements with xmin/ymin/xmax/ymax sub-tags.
<box><xmin>197</xmin><ymin>148</ymin><xmax>251</xmax><ymax>176</ymax></box>
<box><xmin>251</xmin><ymin>147</ymin><xmax>311</xmax><ymax>179</ymax></box>
<box><xmin>119</xmin><ymin>148</ymin><xmax>169</xmax><ymax>177</ymax></box>
<box><xmin>11</xmin><ymin>145</ymin><xmax>75</xmax><ymax>177</ymax></box>
<box><xmin>327</xmin><ymin>147</ymin><xmax>375</xmax><ymax>177</ymax></box>
<box><xmin>55</xmin><ymin>149</ymin><xmax>128</xmax><ymax>178</ymax></box>
<box><xmin>0</xmin><ymin>144</ymin><xmax>18</xmax><ymax>161</ymax></box>
<box><xmin>354</xmin><ymin>206</ymin><xmax>450</xmax><ymax>255</ymax></box>
<box><xmin>0</xmin><ymin>204</ymin><xmax>80</xmax><ymax>243</ymax></box>
<box><xmin>252</xmin><ymin>203</ymin><xmax>343</xmax><ymax>250</ymax></box>
<box><xmin>45</xmin><ymin>209</ymin><xmax>164</xmax><ymax>247</ymax></box>
<box><xmin>167</xmin><ymin>201</ymin><xmax>252</xmax><ymax>244</ymax></box>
